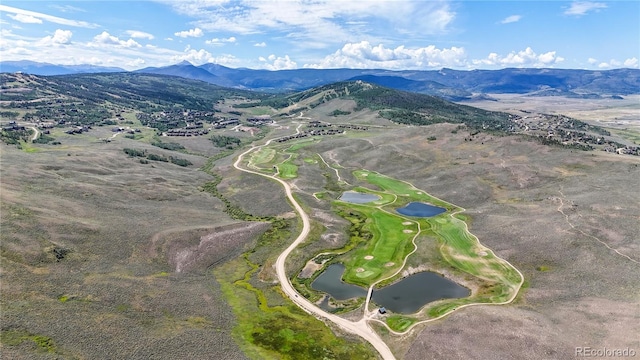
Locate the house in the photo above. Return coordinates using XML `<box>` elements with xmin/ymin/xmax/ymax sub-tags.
<box><xmin>378</xmin><ymin>307</ymin><xmax>386</xmax><ymax>314</ymax></box>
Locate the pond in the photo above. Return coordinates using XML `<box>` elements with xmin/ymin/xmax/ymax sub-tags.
<box><xmin>339</xmin><ymin>191</ymin><xmax>381</xmax><ymax>204</ymax></box>
<box><xmin>311</xmin><ymin>264</ymin><xmax>367</xmax><ymax>300</ymax></box>
<box><xmin>311</xmin><ymin>264</ymin><xmax>469</xmax><ymax>314</ymax></box>
<box><xmin>371</xmin><ymin>272</ymin><xmax>470</xmax><ymax>314</ymax></box>
<box><xmin>396</xmin><ymin>202</ymin><xmax>446</xmax><ymax>217</ymax></box>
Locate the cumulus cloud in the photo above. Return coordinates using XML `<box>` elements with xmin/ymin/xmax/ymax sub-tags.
<box><xmin>500</xmin><ymin>15</ymin><xmax>522</xmax><ymax>24</ymax></box>
<box><xmin>170</xmin><ymin>45</ymin><xmax>239</xmax><ymax>66</ymax></box>
<box><xmin>126</xmin><ymin>58</ymin><xmax>146</xmax><ymax>68</ymax></box>
<box><xmin>205</xmin><ymin>36</ymin><xmax>236</xmax><ymax>45</ymax></box>
<box><xmin>473</xmin><ymin>47</ymin><xmax>564</xmax><ymax>68</ymax></box>
<box><xmin>254</xmin><ymin>41</ymin><xmax>267</xmax><ymax>47</ymax></box>
<box><xmin>125</xmin><ymin>30</ymin><xmax>154</xmax><ymax>40</ymax></box>
<box><xmin>623</xmin><ymin>57</ymin><xmax>639</xmax><ymax>68</ymax></box>
<box><xmin>8</xmin><ymin>13</ymin><xmax>43</xmax><ymax>24</ymax></box>
<box><xmin>564</xmin><ymin>1</ymin><xmax>607</xmax><ymax>16</ymax></box>
<box><xmin>259</xmin><ymin>54</ymin><xmax>297</xmax><ymax>70</ymax></box>
<box><xmin>597</xmin><ymin>58</ymin><xmax>638</xmax><ymax>69</ymax></box>
<box><xmin>92</xmin><ymin>31</ymin><xmax>141</xmax><ymax>48</ymax></box>
<box><xmin>0</xmin><ymin>5</ymin><xmax>99</xmax><ymax>28</ymax></box>
<box><xmin>174</xmin><ymin>27</ymin><xmax>203</xmax><ymax>38</ymax></box>
<box><xmin>39</xmin><ymin>29</ymin><xmax>73</xmax><ymax>45</ymax></box>
<box><xmin>588</xmin><ymin>57</ymin><xmax>598</xmax><ymax>64</ymax></box>
<box><xmin>305</xmin><ymin>41</ymin><xmax>466</xmax><ymax>69</ymax></box>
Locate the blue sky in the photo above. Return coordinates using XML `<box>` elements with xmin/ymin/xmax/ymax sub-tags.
<box><xmin>1</xmin><ymin>1</ymin><xmax>638</xmax><ymax>71</ymax></box>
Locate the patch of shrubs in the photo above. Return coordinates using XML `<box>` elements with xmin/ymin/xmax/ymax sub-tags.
<box><xmin>123</xmin><ymin>148</ymin><xmax>192</xmax><ymax>167</ymax></box>
<box><xmin>211</xmin><ymin>135</ymin><xmax>241</xmax><ymax>148</ymax></box>
<box><xmin>329</xmin><ymin>109</ymin><xmax>351</xmax><ymax>116</ymax></box>
<box><xmin>151</xmin><ymin>141</ymin><xmax>186</xmax><ymax>151</ymax></box>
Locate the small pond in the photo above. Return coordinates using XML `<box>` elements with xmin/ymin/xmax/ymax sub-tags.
<box><xmin>396</xmin><ymin>202</ymin><xmax>446</xmax><ymax>217</ymax></box>
<box><xmin>339</xmin><ymin>191</ymin><xmax>381</xmax><ymax>204</ymax></box>
<box><xmin>311</xmin><ymin>264</ymin><xmax>368</xmax><ymax>300</ymax></box>
<box><xmin>311</xmin><ymin>263</ymin><xmax>469</xmax><ymax>314</ymax></box>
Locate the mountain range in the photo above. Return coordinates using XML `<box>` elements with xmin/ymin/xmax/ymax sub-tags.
<box><xmin>2</xmin><ymin>60</ymin><xmax>639</xmax><ymax>99</ymax></box>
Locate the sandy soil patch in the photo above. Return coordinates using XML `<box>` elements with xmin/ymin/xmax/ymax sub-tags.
<box><xmin>299</xmin><ymin>260</ymin><xmax>323</xmax><ymax>278</ymax></box>
<box><xmin>364</xmin><ymin>255</ymin><xmax>374</xmax><ymax>260</ymax></box>
<box><xmin>356</xmin><ymin>267</ymin><xmax>365</xmax><ymax>273</ymax></box>
<box><xmin>384</xmin><ymin>262</ymin><xmax>395</xmax><ymax>267</ymax></box>
<box><xmin>403</xmin><ymin>229</ymin><xmax>414</xmax><ymax>233</ymax></box>
<box><xmin>478</xmin><ymin>251</ymin><xmax>488</xmax><ymax>256</ymax></box>
<box><xmin>402</xmin><ymin>221</ymin><xmax>412</xmax><ymax>225</ymax></box>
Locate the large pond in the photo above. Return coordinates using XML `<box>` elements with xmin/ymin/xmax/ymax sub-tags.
<box><xmin>396</xmin><ymin>202</ymin><xmax>446</xmax><ymax>217</ymax></box>
<box><xmin>339</xmin><ymin>191</ymin><xmax>381</xmax><ymax>204</ymax></box>
<box><xmin>311</xmin><ymin>264</ymin><xmax>469</xmax><ymax>314</ymax></box>
<box><xmin>371</xmin><ymin>272</ymin><xmax>470</xmax><ymax>314</ymax></box>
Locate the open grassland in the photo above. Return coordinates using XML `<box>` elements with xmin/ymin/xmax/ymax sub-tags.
<box><xmin>3</xmin><ymin>86</ymin><xmax>639</xmax><ymax>360</ymax></box>
<box><xmin>0</xmin><ymin>138</ymin><xmax>252</xmax><ymax>359</ymax></box>
<box><xmin>302</xmin><ymin>121</ymin><xmax>639</xmax><ymax>359</ymax></box>
<box><xmin>0</xmin><ymin>121</ymin><xmax>375</xmax><ymax>359</ymax></box>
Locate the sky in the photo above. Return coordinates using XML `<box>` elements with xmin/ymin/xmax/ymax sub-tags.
<box><xmin>0</xmin><ymin>1</ymin><xmax>638</xmax><ymax>71</ymax></box>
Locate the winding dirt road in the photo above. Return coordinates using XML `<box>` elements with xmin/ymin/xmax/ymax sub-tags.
<box><xmin>233</xmin><ymin>140</ymin><xmax>396</xmax><ymax>360</ymax></box>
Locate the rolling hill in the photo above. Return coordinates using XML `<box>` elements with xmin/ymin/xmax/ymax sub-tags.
<box><xmin>3</xmin><ymin>60</ymin><xmax>639</xmax><ymax>96</ymax></box>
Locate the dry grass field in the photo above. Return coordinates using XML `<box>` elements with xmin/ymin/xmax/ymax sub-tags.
<box><xmin>2</xmin><ymin>91</ymin><xmax>638</xmax><ymax>359</ymax></box>
<box><xmin>0</xmin><ymin>133</ymin><xmax>261</xmax><ymax>359</ymax></box>
<box><xmin>292</xmin><ymin>122</ymin><xmax>639</xmax><ymax>359</ymax></box>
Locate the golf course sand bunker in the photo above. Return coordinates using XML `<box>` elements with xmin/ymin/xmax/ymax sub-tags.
<box><xmin>364</xmin><ymin>255</ymin><xmax>374</xmax><ymax>260</ymax></box>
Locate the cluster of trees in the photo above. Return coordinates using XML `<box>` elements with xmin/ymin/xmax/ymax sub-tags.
<box><xmin>211</xmin><ymin>135</ymin><xmax>241</xmax><ymax>148</ymax></box>
<box><xmin>151</xmin><ymin>141</ymin><xmax>185</xmax><ymax>151</ymax></box>
<box><xmin>0</xmin><ymin>128</ymin><xmax>32</xmax><ymax>145</ymax></box>
<box><xmin>329</xmin><ymin>109</ymin><xmax>351</xmax><ymax>116</ymax></box>
<box><xmin>122</xmin><ymin>148</ymin><xmax>193</xmax><ymax>167</ymax></box>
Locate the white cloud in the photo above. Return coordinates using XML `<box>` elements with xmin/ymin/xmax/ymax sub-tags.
<box><xmin>564</xmin><ymin>1</ymin><xmax>607</xmax><ymax>16</ymax></box>
<box><xmin>259</xmin><ymin>54</ymin><xmax>297</xmax><ymax>70</ymax></box>
<box><xmin>39</xmin><ymin>29</ymin><xmax>73</xmax><ymax>45</ymax></box>
<box><xmin>501</xmin><ymin>15</ymin><xmax>522</xmax><ymax>24</ymax></box>
<box><xmin>167</xmin><ymin>1</ymin><xmax>455</xmax><ymax>49</ymax></box>
<box><xmin>174</xmin><ymin>27</ymin><xmax>203</xmax><ymax>38</ymax></box>
<box><xmin>305</xmin><ymin>41</ymin><xmax>466</xmax><ymax>69</ymax></box>
<box><xmin>49</xmin><ymin>4</ymin><xmax>86</xmax><ymax>13</ymax></box>
<box><xmin>0</xmin><ymin>5</ymin><xmax>99</xmax><ymax>28</ymax></box>
<box><xmin>92</xmin><ymin>31</ymin><xmax>141</xmax><ymax>48</ymax></box>
<box><xmin>588</xmin><ymin>57</ymin><xmax>598</xmax><ymax>64</ymax></box>
<box><xmin>127</xmin><ymin>58</ymin><xmax>146</xmax><ymax>68</ymax></box>
<box><xmin>623</xmin><ymin>58</ymin><xmax>639</xmax><ymax>68</ymax></box>
<box><xmin>8</xmin><ymin>13</ymin><xmax>43</xmax><ymax>24</ymax></box>
<box><xmin>205</xmin><ymin>36</ymin><xmax>236</xmax><ymax>45</ymax></box>
<box><xmin>474</xmin><ymin>47</ymin><xmax>564</xmax><ymax>68</ymax></box>
<box><xmin>125</xmin><ymin>30</ymin><xmax>154</xmax><ymax>40</ymax></box>
<box><xmin>170</xmin><ymin>45</ymin><xmax>239</xmax><ymax>67</ymax></box>
<box><xmin>254</xmin><ymin>42</ymin><xmax>266</xmax><ymax>47</ymax></box>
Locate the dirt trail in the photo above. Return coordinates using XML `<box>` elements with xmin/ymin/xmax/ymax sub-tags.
<box><xmin>234</xmin><ymin>138</ymin><xmax>396</xmax><ymax>360</ymax></box>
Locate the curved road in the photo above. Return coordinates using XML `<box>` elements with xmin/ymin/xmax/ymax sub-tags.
<box><xmin>233</xmin><ymin>141</ymin><xmax>396</xmax><ymax>360</ymax></box>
